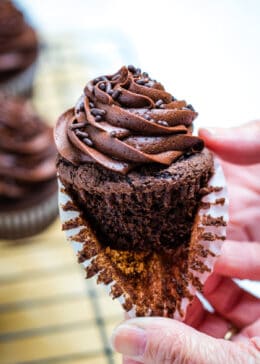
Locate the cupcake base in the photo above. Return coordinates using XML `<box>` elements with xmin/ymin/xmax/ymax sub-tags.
<box><xmin>0</xmin><ymin>191</ymin><xmax>58</xmax><ymax>240</ymax></box>
<box><xmin>58</xmin><ymin>157</ymin><xmax>228</xmax><ymax>320</ymax></box>
<box><xmin>57</xmin><ymin>150</ymin><xmax>214</xmax><ymax>252</ymax></box>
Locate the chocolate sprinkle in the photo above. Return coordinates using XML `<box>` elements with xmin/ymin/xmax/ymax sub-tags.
<box><xmin>99</xmin><ymin>83</ymin><xmax>106</xmax><ymax>91</ymax></box>
<box><xmin>156</xmin><ymin>120</ymin><xmax>169</xmax><ymax>126</ymax></box>
<box><xmin>106</xmin><ymin>82</ymin><xmax>112</xmax><ymax>93</ymax></box>
<box><xmin>79</xmin><ymin>102</ymin><xmax>85</xmax><ymax>110</ymax></box>
<box><xmin>136</xmin><ymin>78</ymin><xmax>146</xmax><ymax>85</ymax></box>
<box><xmin>83</xmin><ymin>137</ymin><xmax>93</xmax><ymax>147</ymax></box>
<box><xmin>128</xmin><ymin>65</ymin><xmax>136</xmax><ymax>73</ymax></box>
<box><xmin>75</xmin><ymin>130</ymin><xmax>89</xmax><ymax>138</ymax></box>
<box><xmin>95</xmin><ymin>115</ymin><xmax>102</xmax><ymax>122</ymax></box>
<box><xmin>187</xmin><ymin>104</ymin><xmax>195</xmax><ymax>112</ymax></box>
<box><xmin>93</xmin><ymin>77</ymin><xmax>101</xmax><ymax>85</ymax></box>
<box><xmin>155</xmin><ymin>99</ymin><xmax>164</xmax><ymax>108</ymax></box>
<box><xmin>91</xmin><ymin>108</ymin><xmax>106</xmax><ymax>116</ymax></box>
<box><xmin>70</xmin><ymin>122</ymin><xmax>88</xmax><ymax>130</ymax></box>
<box><xmin>112</xmin><ymin>89</ymin><xmax>121</xmax><ymax>100</ymax></box>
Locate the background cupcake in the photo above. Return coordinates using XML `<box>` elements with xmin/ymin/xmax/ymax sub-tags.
<box><xmin>0</xmin><ymin>94</ymin><xmax>58</xmax><ymax>239</ymax></box>
<box><xmin>0</xmin><ymin>0</ymin><xmax>38</xmax><ymax>96</ymax></box>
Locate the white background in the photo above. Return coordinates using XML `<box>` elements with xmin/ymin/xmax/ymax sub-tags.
<box><xmin>17</xmin><ymin>0</ymin><xmax>260</xmax><ymax>127</ymax></box>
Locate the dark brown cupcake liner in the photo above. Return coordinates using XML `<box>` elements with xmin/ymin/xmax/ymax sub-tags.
<box><xmin>0</xmin><ymin>191</ymin><xmax>58</xmax><ymax>240</ymax></box>
<box><xmin>58</xmin><ymin>158</ymin><xmax>228</xmax><ymax>320</ymax></box>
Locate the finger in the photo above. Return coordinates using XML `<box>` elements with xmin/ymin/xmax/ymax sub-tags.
<box><xmin>123</xmin><ymin>358</ymin><xmax>139</xmax><ymax>364</ymax></box>
<box><xmin>184</xmin><ymin>296</ymin><xmax>206</xmax><ymax>328</ymax></box>
<box><xmin>226</xmin><ymin>222</ymin><xmax>250</xmax><ymax>242</ymax></box>
<box><xmin>185</xmin><ymin>296</ymin><xmax>235</xmax><ymax>338</ymax></box>
<box><xmin>235</xmin><ymin>318</ymin><xmax>260</xmax><ymax>342</ymax></box>
<box><xmin>204</xmin><ymin>274</ymin><xmax>260</xmax><ymax>328</ymax></box>
<box><xmin>111</xmin><ymin>317</ymin><xmax>253</xmax><ymax>364</ymax></box>
<box><xmin>199</xmin><ymin>121</ymin><xmax>260</xmax><ymax>164</ymax></box>
<box><xmin>233</xmin><ymin>318</ymin><xmax>260</xmax><ymax>351</ymax></box>
<box><xmin>214</xmin><ymin>240</ymin><xmax>260</xmax><ymax>280</ymax></box>
<box><xmin>198</xmin><ymin>312</ymin><xmax>234</xmax><ymax>339</ymax></box>
<box><xmin>123</xmin><ymin>314</ymin><xmax>146</xmax><ymax>363</ymax></box>
<box><xmin>122</xmin><ymin>315</ymin><xmax>241</xmax><ymax>363</ymax></box>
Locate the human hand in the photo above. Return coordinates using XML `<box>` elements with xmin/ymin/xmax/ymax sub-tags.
<box><xmin>111</xmin><ymin>121</ymin><xmax>260</xmax><ymax>364</ymax></box>
<box><xmin>200</xmin><ymin>121</ymin><xmax>260</xmax><ymax>278</ymax></box>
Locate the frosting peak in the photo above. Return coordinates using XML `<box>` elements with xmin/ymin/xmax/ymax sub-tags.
<box><xmin>55</xmin><ymin>66</ymin><xmax>204</xmax><ymax>174</ymax></box>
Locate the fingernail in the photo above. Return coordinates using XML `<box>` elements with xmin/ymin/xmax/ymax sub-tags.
<box><xmin>111</xmin><ymin>323</ymin><xmax>147</xmax><ymax>357</ymax></box>
<box><xmin>200</xmin><ymin>127</ymin><xmax>229</xmax><ymax>137</ymax></box>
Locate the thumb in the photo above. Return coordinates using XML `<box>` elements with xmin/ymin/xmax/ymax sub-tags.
<box><xmin>111</xmin><ymin>317</ymin><xmax>251</xmax><ymax>364</ymax></box>
<box><xmin>199</xmin><ymin>120</ymin><xmax>260</xmax><ymax>165</ymax></box>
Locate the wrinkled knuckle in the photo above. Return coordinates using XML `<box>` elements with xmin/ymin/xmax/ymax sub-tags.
<box><xmin>145</xmin><ymin>338</ymin><xmax>176</xmax><ymax>364</ymax></box>
<box><xmin>219</xmin><ymin>341</ymin><xmax>258</xmax><ymax>364</ymax></box>
<box><xmin>145</xmin><ymin>329</ymin><xmax>189</xmax><ymax>364</ymax></box>
<box><xmin>237</xmin><ymin>341</ymin><xmax>260</xmax><ymax>364</ymax></box>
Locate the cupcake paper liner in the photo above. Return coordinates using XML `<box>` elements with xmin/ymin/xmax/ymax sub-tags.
<box><xmin>0</xmin><ymin>61</ymin><xmax>37</xmax><ymax>97</ymax></box>
<box><xmin>0</xmin><ymin>190</ymin><xmax>58</xmax><ymax>240</ymax></box>
<box><xmin>58</xmin><ymin>157</ymin><xmax>228</xmax><ymax>320</ymax></box>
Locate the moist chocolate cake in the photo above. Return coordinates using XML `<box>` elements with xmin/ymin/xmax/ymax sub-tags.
<box><xmin>55</xmin><ymin>65</ymin><xmax>214</xmax><ymax>252</ymax></box>
<box><xmin>55</xmin><ymin>66</ymin><xmax>227</xmax><ymax>318</ymax></box>
<box><xmin>0</xmin><ymin>1</ymin><xmax>38</xmax><ymax>95</ymax></box>
<box><xmin>0</xmin><ymin>95</ymin><xmax>58</xmax><ymax>239</ymax></box>
<box><xmin>57</xmin><ymin>150</ymin><xmax>213</xmax><ymax>252</ymax></box>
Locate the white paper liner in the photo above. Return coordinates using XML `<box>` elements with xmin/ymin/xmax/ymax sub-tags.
<box><xmin>58</xmin><ymin>157</ymin><xmax>228</xmax><ymax>320</ymax></box>
<box><xmin>0</xmin><ymin>191</ymin><xmax>58</xmax><ymax>240</ymax></box>
<box><xmin>0</xmin><ymin>61</ymin><xmax>37</xmax><ymax>97</ymax></box>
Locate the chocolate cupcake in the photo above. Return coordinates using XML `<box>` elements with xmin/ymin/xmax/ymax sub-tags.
<box><xmin>0</xmin><ymin>0</ymin><xmax>38</xmax><ymax>96</ymax></box>
<box><xmin>0</xmin><ymin>95</ymin><xmax>58</xmax><ymax>239</ymax></box>
<box><xmin>55</xmin><ymin>66</ymin><xmax>228</xmax><ymax>319</ymax></box>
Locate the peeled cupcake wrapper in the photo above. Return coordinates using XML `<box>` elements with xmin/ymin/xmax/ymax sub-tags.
<box><xmin>0</xmin><ymin>190</ymin><xmax>58</xmax><ymax>240</ymax></box>
<box><xmin>59</xmin><ymin>157</ymin><xmax>228</xmax><ymax>320</ymax></box>
<box><xmin>0</xmin><ymin>61</ymin><xmax>37</xmax><ymax>97</ymax></box>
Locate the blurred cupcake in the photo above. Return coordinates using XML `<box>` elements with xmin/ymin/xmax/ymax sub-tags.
<box><xmin>0</xmin><ymin>0</ymin><xmax>38</xmax><ymax>97</ymax></box>
<box><xmin>0</xmin><ymin>94</ymin><xmax>58</xmax><ymax>239</ymax></box>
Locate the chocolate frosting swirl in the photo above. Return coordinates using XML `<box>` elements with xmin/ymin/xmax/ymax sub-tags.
<box><xmin>0</xmin><ymin>1</ymin><xmax>38</xmax><ymax>81</ymax></box>
<box><xmin>55</xmin><ymin>66</ymin><xmax>203</xmax><ymax>174</ymax></box>
<box><xmin>0</xmin><ymin>95</ymin><xmax>56</xmax><ymax>198</ymax></box>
